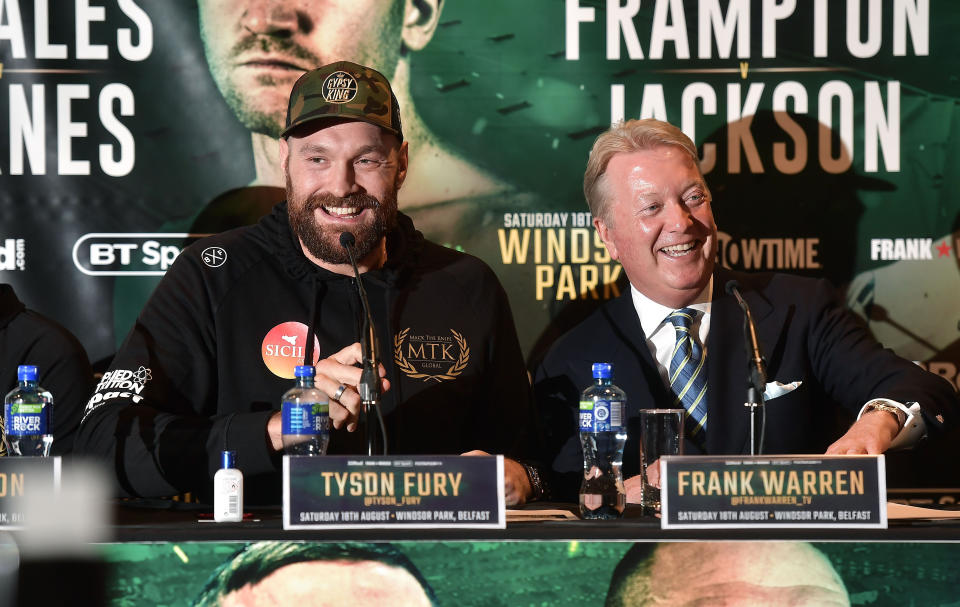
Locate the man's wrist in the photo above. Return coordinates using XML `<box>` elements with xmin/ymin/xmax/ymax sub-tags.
<box><xmin>862</xmin><ymin>400</ymin><xmax>906</xmax><ymax>430</ymax></box>
<box><xmin>521</xmin><ymin>463</ymin><xmax>546</xmax><ymax>501</ymax></box>
<box><xmin>266</xmin><ymin>411</ymin><xmax>284</xmax><ymax>451</ymax></box>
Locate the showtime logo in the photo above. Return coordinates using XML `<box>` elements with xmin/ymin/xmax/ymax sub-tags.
<box><xmin>716</xmin><ymin>231</ymin><xmax>821</xmax><ymax>271</ymax></box>
<box><xmin>0</xmin><ymin>239</ymin><xmax>26</xmax><ymax>271</ymax></box>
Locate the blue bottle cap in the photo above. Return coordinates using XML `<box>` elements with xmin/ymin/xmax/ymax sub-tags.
<box><xmin>294</xmin><ymin>365</ymin><xmax>316</xmax><ymax>378</ymax></box>
<box><xmin>17</xmin><ymin>365</ymin><xmax>38</xmax><ymax>382</ymax></box>
<box><xmin>591</xmin><ymin>363</ymin><xmax>612</xmax><ymax>379</ymax></box>
<box><xmin>221</xmin><ymin>450</ymin><xmax>236</xmax><ymax>469</ymax></box>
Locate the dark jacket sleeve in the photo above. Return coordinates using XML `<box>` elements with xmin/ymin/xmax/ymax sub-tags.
<box><xmin>3</xmin><ymin>310</ymin><xmax>93</xmax><ymax>455</ymax></box>
<box><xmin>802</xmin><ymin>278</ymin><xmax>958</xmax><ymax>435</ymax></box>
<box><xmin>73</xmin><ymin>252</ymin><xmax>277</xmax><ymax>498</ymax></box>
<box><xmin>464</xmin><ymin>266</ymin><xmax>542</xmax><ymax>463</ymax></box>
<box><xmin>533</xmin><ymin>342</ymin><xmax>587</xmax><ymax>503</ymax></box>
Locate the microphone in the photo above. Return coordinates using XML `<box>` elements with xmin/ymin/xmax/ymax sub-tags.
<box><xmin>725</xmin><ymin>280</ymin><xmax>767</xmax><ymax>455</ymax></box>
<box><xmin>338</xmin><ymin>231</ymin><xmax>356</xmax><ymax>249</ymax></box>
<box><xmin>339</xmin><ymin>232</ymin><xmax>387</xmax><ymax>455</ymax></box>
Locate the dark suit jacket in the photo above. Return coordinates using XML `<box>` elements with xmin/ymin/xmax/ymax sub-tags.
<box><xmin>534</xmin><ymin>269</ymin><xmax>959</xmax><ymax>501</ymax></box>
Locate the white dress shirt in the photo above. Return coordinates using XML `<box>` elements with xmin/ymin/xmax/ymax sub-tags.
<box><xmin>630</xmin><ymin>278</ymin><xmax>713</xmax><ymax>389</ymax></box>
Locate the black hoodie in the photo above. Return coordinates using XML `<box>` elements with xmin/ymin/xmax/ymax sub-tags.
<box><xmin>1</xmin><ymin>284</ymin><xmax>93</xmax><ymax>455</ymax></box>
<box><xmin>75</xmin><ymin>203</ymin><xmax>535</xmax><ymax>504</ymax></box>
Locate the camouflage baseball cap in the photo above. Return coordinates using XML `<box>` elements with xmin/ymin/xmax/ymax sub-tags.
<box><xmin>281</xmin><ymin>61</ymin><xmax>403</xmax><ymax>140</ymax></box>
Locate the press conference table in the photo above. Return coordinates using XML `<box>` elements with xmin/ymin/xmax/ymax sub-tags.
<box><xmin>109</xmin><ymin>499</ymin><xmax>960</xmax><ymax>543</ymax></box>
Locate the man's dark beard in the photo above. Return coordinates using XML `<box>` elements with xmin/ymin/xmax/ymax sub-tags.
<box><xmin>288</xmin><ymin>189</ymin><xmax>398</xmax><ymax>265</ymax></box>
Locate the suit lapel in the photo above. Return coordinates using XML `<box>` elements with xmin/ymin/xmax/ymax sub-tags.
<box><xmin>603</xmin><ymin>291</ymin><xmax>672</xmax><ymax>408</ymax></box>
<box><xmin>599</xmin><ymin>291</ymin><xmax>679</xmax><ymax>474</ymax></box>
<box><xmin>708</xmin><ymin>269</ymin><xmax>783</xmax><ymax>454</ymax></box>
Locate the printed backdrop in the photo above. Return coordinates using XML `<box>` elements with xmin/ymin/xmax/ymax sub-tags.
<box><xmin>2</xmin><ymin>2</ymin><xmax>958</xmax><ymax>392</ymax></box>
<box><xmin>100</xmin><ymin>540</ymin><xmax>960</xmax><ymax>606</ymax></box>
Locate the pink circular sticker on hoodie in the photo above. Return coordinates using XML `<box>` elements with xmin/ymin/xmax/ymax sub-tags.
<box><xmin>262</xmin><ymin>322</ymin><xmax>321</xmax><ymax>379</ymax></box>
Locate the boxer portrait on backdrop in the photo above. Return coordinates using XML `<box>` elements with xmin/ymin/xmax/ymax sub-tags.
<box><xmin>194</xmin><ymin>0</ymin><xmax>511</xmax><ymax>217</ymax></box>
<box><xmin>192</xmin><ymin>541</ymin><xmax>437</xmax><ymax>607</ymax></box>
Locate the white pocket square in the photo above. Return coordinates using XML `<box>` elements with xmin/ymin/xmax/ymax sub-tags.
<box><xmin>764</xmin><ymin>380</ymin><xmax>802</xmax><ymax>401</ymax></box>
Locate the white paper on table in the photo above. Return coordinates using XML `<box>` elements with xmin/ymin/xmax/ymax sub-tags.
<box><xmin>887</xmin><ymin>502</ymin><xmax>960</xmax><ymax>520</ymax></box>
<box><xmin>506</xmin><ymin>509</ymin><xmax>579</xmax><ymax>522</ymax></box>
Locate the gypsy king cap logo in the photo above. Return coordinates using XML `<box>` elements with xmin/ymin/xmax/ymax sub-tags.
<box><xmin>262</xmin><ymin>322</ymin><xmax>321</xmax><ymax>379</ymax></box>
<box><xmin>322</xmin><ymin>71</ymin><xmax>358</xmax><ymax>104</ymax></box>
<box><xmin>394</xmin><ymin>328</ymin><xmax>470</xmax><ymax>382</ymax></box>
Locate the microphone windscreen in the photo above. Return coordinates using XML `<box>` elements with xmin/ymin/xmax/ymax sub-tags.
<box><xmin>339</xmin><ymin>232</ymin><xmax>356</xmax><ymax>249</ymax></box>
<box><xmin>724</xmin><ymin>279</ymin><xmax>740</xmax><ymax>295</ymax></box>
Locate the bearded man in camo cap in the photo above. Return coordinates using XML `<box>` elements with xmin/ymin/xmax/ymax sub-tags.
<box><xmin>77</xmin><ymin>61</ymin><xmax>545</xmax><ymax>507</ymax></box>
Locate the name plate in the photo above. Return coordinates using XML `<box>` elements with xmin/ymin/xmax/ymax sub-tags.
<box><xmin>283</xmin><ymin>455</ymin><xmax>505</xmax><ymax>530</ymax></box>
<box><xmin>0</xmin><ymin>457</ymin><xmax>61</xmax><ymax>528</ymax></box>
<box><xmin>661</xmin><ymin>455</ymin><xmax>886</xmax><ymax>529</ymax></box>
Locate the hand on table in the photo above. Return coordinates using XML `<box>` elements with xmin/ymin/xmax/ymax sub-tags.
<box><xmin>267</xmin><ymin>342</ymin><xmax>390</xmax><ymax>451</ymax></box>
<box><xmin>825</xmin><ymin>409</ymin><xmax>899</xmax><ymax>455</ymax></box>
<box><xmin>624</xmin><ymin>458</ymin><xmax>660</xmax><ymax>504</ymax></box>
<box><xmin>462</xmin><ymin>450</ymin><xmax>532</xmax><ymax>506</ymax></box>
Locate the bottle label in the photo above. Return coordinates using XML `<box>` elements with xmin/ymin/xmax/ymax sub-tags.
<box><xmin>579</xmin><ymin>399</ymin><xmax>624</xmax><ymax>432</ymax></box>
<box><xmin>4</xmin><ymin>403</ymin><xmax>46</xmax><ymax>436</ymax></box>
<box><xmin>281</xmin><ymin>402</ymin><xmax>330</xmax><ymax>436</ymax></box>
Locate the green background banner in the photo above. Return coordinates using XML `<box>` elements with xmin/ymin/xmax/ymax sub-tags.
<box><xmin>102</xmin><ymin>540</ymin><xmax>960</xmax><ymax>606</ymax></box>
<box><xmin>2</xmin><ymin>2</ymin><xmax>958</xmax><ymax>399</ymax></box>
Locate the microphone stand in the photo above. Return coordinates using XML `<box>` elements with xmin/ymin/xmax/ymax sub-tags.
<box><xmin>340</xmin><ymin>232</ymin><xmax>387</xmax><ymax>456</ymax></box>
<box><xmin>725</xmin><ymin>281</ymin><xmax>767</xmax><ymax>455</ymax></box>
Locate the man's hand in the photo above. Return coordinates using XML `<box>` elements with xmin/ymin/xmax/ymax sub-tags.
<box><xmin>462</xmin><ymin>450</ymin><xmax>532</xmax><ymax>506</ymax></box>
<box><xmin>624</xmin><ymin>475</ymin><xmax>644</xmax><ymax>504</ymax></box>
<box><xmin>266</xmin><ymin>342</ymin><xmax>390</xmax><ymax>452</ymax></box>
<box><xmin>315</xmin><ymin>343</ymin><xmax>390</xmax><ymax>432</ymax></box>
<box><xmin>623</xmin><ymin>456</ymin><xmax>662</xmax><ymax>504</ymax></box>
<box><xmin>825</xmin><ymin>409</ymin><xmax>900</xmax><ymax>455</ymax></box>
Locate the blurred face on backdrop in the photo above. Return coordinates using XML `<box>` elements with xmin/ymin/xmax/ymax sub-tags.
<box><xmin>281</xmin><ymin>120</ymin><xmax>407</xmax><ymax>265</ymax></box>
<box><xmin>609</xmin><ymin>542</ymin><xmax>850</xmax><ymax>607</ymax></box>
<box><xmin>593</xmin><ymin>145</ymin><xmax>717</xmax><ymax>309</ymax></box>
<box><xmin>218</xmin><ymin>560</ymin><xmax>433</xmax><ymax>607</ymax></box>
<box><xmin>198</xmin><ymin>0</ymin><xmax>405</xmax><ymax>138</ymax></box>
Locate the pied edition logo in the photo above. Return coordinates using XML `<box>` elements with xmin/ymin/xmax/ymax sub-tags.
<box><xmin>84</xmin><ymin>366</ymin><xmax>153</xmax><ymax>416</ymax></box>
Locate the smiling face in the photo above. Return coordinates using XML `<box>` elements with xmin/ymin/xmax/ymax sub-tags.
<box><xmin>594</xmin><ymin>145</ymin><xmax>717</xmax><ymax>308</ymax></box>
<box><xmin>281</xmin><ymin>120</ymin><xmax>407</xmax><ymax>268</ymax></box>
<box><xmin>198</xmin><ymin>0</ymin><xmax>404</xmax><ymax>138</ymax></box>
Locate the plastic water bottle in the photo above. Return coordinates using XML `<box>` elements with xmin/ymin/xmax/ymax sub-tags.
<box><xmin>578</xmin><ymin>362</ymin><xmax>627</xmax><ymax>519</ymax></box>
<box><xmin>3</xmin><ymin>365</ymin><xmax>54</xmax><ymax>457</ymax></box>
<box><xmin>281</xmin><ymin>365</ymin><xmax>330</xmax><ymax>456</ymax></box>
